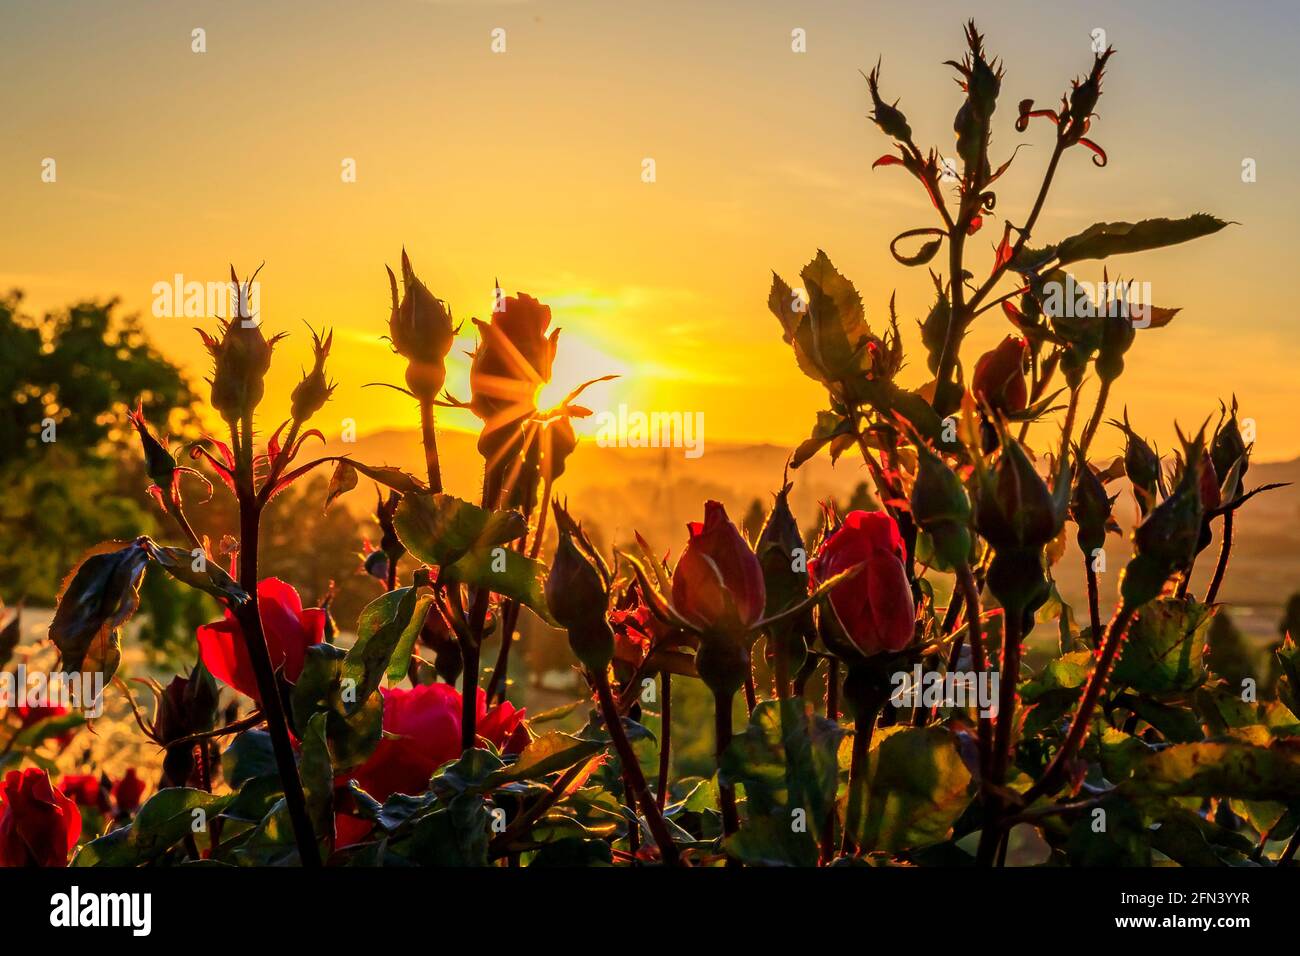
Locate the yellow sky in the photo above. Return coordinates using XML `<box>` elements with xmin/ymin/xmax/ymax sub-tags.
<box><xmin>4</xmin><ymin>0</ymin><xmax>1299</xmax><ymax>461</ymax></box>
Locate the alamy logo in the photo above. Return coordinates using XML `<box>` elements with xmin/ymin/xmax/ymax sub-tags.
<box><xmin>889</xmin><ymin>666</ymin><xmax>999</xmax><ymax>718</ymax></box>
<box><xmin>0</xmin><ymin>665</ymin><xmax>104</xmax><ymax>718</ymax></box>
<box><xmin>49</xmin><ymin>886</ymin><xmax>152</xmax><ymax>936</ymax></box>
<box><xmin>593</xmin><ymin>404</ymin><xmax>704</xmax><ymax>459</ymax></box>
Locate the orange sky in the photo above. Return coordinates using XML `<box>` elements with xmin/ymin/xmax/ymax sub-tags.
<box><xmin>4</xmin><ymin>0</ymin><xmax>1299</xmax><ymax>461</ymax></box>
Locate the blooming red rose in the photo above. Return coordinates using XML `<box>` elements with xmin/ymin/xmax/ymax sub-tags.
<box><xmin>972</xmin><ymin>336</ymin><xmax>1029</xmax><ymax>414</ymax></box>
<box><xmin>810</xmin><ymin>510</ymin><xmax>915</xmax><ymax>655</ymax></box>
<box><xmin>57</xmin><ymin>775</ymin><xmax>107</xmax><ymax>813</ymax></box>
<box><xmin>336</xmin><ymin>684</ymin><xmax>525</xmax><ymax>846</ymax></box>
<box><xmin>0</xmin><ymin>768</ymin><xmax>82</xmax><ymax>867</ymax></box>
<box><xmin>197</xmin><ymin>578</ymin><xmax>326</xmax><ymax>703</ymax></box>
<box><xmin>112</xmin><ymin>768</ymin><xmax>146</xmax><ymax>815</ymax></box>
<box><xmin>671</xmin><ymin>501</ymin><xmax>766</xmax><ymax>635</ymax></box>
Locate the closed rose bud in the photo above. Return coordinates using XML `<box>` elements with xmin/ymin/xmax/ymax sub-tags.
<box><xmin>910</xmin><ymin>443</ymin><xmax>973</xmax><ymax>568</ymax></box>
<box><xmin>1197</xmin><ymin>455</ymin><xmax>1221</xmax><ymax>512</ymax></box>
<box><xmin>1113</xmin><ymin>411</ymin><xmax>1162</xmax><ymax>515</ymax></box>
<box><xmin>0</xmin><ymin>768</ymin><xmax>81</xmax><ymax>867</ymax></box>
<box><xmin>1063</xmin><ymin>48</ymin><xmax>1113</xmax><ymax>146</ymax></box>
<box><xmin>546</xmin><ymin>527</ymin><xmax>614</xmax><ymax>671</ymax></box>
<box><xmin>127</xmin><ymin>402</ymin><xmax>177</xmax><ymax>490</ymax></box>
<box><xmin>387</xmin><ymin>251</ymin><xmax>455</xmax><ymax>403</ymax></box>
<box><xmin>672</xmin><ymin>501</ymin><xmax>766</xmax><ymax>636</ymax></box>
<box><xmin>974</xmin><ymin>439</ymin><xmax>1069</xmax><ymax>552</ymax></box>
<box><xmin>1070</xmin><ymin>463</ymin><xmax>1115</xmax><ymax>556</ymax></box>
<box><xmin>972</xmin><ymin>336</ymin><xmax>1029</xmax><ymax>414</ymax></box>
<box><xmin>755</xmin><ymin>484</ymin><xmax>809</xmax><ymax>620</ymax></box>
<box><xmin>196</xmin><ymin>270</ymin><xmax>283</xmax><ymax>424</ymax></box>
<box><xmin>290</xmin><ymin>325</ymin><xmax>335</xmax><ymax>422</ymax></box>
<box><xmin>810</xmin><ymin>510</ymin><xmax>914</xmax><ymax>656</ymax></box>
<box><xmin>865</xmin><ymin>64</ymin><xmax>913</xmax><ymax>142</ymax></box>
<box><xmin>1121</xmin><ymin>444</ymin><xmax>1206</xmax><ymax>608</ymax></box>
<box><xmin>1211</xmin><ymin>403</ymin><xmax>1249</xmax><ymax>489</ymax></box>
<box><xmin>1096</xmin><ymin>308</ymin><xmax>1136</xmax><ymax>382</ymax></box>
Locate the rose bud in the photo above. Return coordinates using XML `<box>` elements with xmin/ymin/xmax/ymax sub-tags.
<box><xmin>546</xmin><ymin>522</ymin><xmax>615</xmax><ymax>671</ymax></box>
<box><xmin>469</xmin><ymin>291</ymin><xmax>559</xmax><ymax>466</ymax></box>
<box><xmin>1095</xmin><ymin>307</ymin><xmax>1136</xmax><ymax>383</ymax></box>
<box><xmin>156</xmin><ymin>664</ymin><xmax>219</xmax><ymax>788</ymax></box>
<box><xmin>865</xmin><ymin>63</ymin><xmax>913</xmax><ymax>142</ymax></box>
<box><xmin>1211</xmin><ymin>401</ymin><xmax>1249</xmax><ymax>490</ymax></box>
<box><xmin>1111</xmin><ymin>409</ymin><xmax>1163</xmax><ymax>515</ymax></box>
<box><xmin>756</xmin><ymin>483</ymin><xmax>812</xmax><ymax>674</ymax></box>
<box><xmin>1063</xmin><ymin>47</ymin><xmax>1114</xmax><ymax>146</ymax></box>
<box><xmin>196</xmin><ymin>268</ymin><xmax>284</xmax><ymax>425</ymax></box>
<box><xmin>112</xmin><ymin>768</ymin><xmax>146</xmax><ymax>816</ymax></box>
<box><xmin>756</xmin><ymin>483</ymin><xmax>809</xmax><ymax>621</ymax></box>
<box><xmin>973</xmin><ymin>438</ymin><xmax>1070</xmax><ymax>552</ymax></box>
<box><xmin>387</xmin><ymin>250</ymin><xmax>455</xmax><ymax>403</ymax></box>
<box><xmin>810</xmin><ymin>510</ymin><xmax>915</xmax><ymax>656</ymax></box>
<box><xmin>335</xmin><ymin>684</ymin><xmax>524</xmax><ymax>846</ymax></box>
<box><xmin>289</xmin><ymin>325</ymin><xmax>336</xmax><ymax>422</ymax></box>
<box><xmin>972</xmin><ymin>336</ymin><xmax>1029</xmax><ymax>414</ymax></box>
<box><xmin>126</xmin><ymin>401</ymin><xmax>178</xmax><ymax>491</ymax></box>
<box><xmin>196</xmin><ymin>578</ymin><xmax>326</xmax><ymax>704</ymax></box>
<box><xmin>1070</xmin><ymin>463</ymin><xmax>1116</xmax><ymax>557</ymax></box>
<box><xmin>671</xmin><ymin>501</ymin><xmax>766</xmax><ymax>637</ymax></box>
<box><xmin>910</xmin><ymin>443</ymin><xmax>973</xmax><ymax>569</ymax></box>
<box><xmin>0</xmin><ymin>768</ymin><xmax>82</xmax><ymax>867</ymax></box>
<box><xmin>1121</xmin><ymin>437</ymin><xmax>1207</xmax><ymax>608</ymax></box>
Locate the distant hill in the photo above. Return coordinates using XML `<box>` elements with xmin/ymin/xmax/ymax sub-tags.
<box><xmin>320</xmin><ymin>427</ymin><xmax>1300</xmax><ymax>640</ymax></box>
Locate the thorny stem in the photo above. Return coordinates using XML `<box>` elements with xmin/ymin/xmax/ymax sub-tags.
<box><xmin>656</xmin><ymin>671</ymin><xmax>672</xmax><ymax>812</ymax></box>
<box><xmin>1205</xmin><ymin>510</ymin><xmax>1234</xmax><ymax>605</ymax></box>
<box><xmin>841</xmin><ymin>691</ymin><xmax>884</xmax><ymax>857</ymax></box>
<box><xmin>1085</xmin><ymin>559</ymin><xmax>1102</xmax><ymax>647</ymax></box>
<box><xmin>1077</xmin><ymin>378</ymin><xmax>1113</xmax><ymax>460</ymax></box>
<box><xmin>488</xmin><ymin>487</ymin><xmax>555</xmax><ymax>703</ymax></box>
<box><xmin>418</xmin><ymin>398</ymin><xmax>443</xmax><ymax>493</ymax></box>
<box><xmin>743</xmin><ymin>671</ymin><xmax>757</xmax><ymax>716</ymax></box>
<box><xmin>233</xmin><ymin>419</ymin><xmax>321</xmax><ymax>867</ymax></box>
<box><xmin>957</xmin><ymin>564</ymin><xmax>993</xmax><ymax>784</ymax></box>
<box><xmin>713</xmin><ymin>688</ymin><xmax>740</xmax><ymax>864</ymax></box>
<box><xmin>1024</xmin><ymin>603</ymin><xmax>1138</xmax><ymax>805</ymax></box>
<box><xmin>460</xmin><ymin>468</ymin><xmax>502</xmax><ymax>751</ymax></box>
<box><xmin>594</xmin><ymin>670</ymin><xmax>680</xmax><ymax>865</ymax></box>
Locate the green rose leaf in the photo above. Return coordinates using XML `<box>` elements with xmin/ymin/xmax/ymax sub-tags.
<box><xmin>1112</xmin><ymin>598</ymin><xmax>1212</xmax><ymax>695</ymax></box>
<box><xmin>394</xmin><ymin>493</ymin><xmax>554</xmax><ymax>623</ymax></box>
<box><xmin>848</xmin><ymin>725</ymin><xmax>973</xmax><ymax>853</ymax></box>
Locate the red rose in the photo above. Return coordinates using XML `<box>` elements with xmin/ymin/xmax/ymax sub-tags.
<box><xmin>336</xmin><ymin>685</ymin><xmax>525</xmax><ymax>846</ymax></box>
<box><xmin>972</xmin><ymin>335</ymin><xmax>1029</xmax><ymax>414</ymax></box>
<box><xmin>197</xmin><ymin>578</ymin><xmax>326</xmax><ymax>703</ymax></box>
<box><xmin>57</xmin><ymin>774</ymin><xmax>107</xmax><ymax>813</ymax></box>
<box><xmin>112</xmin><ymin>768</ymin><xmax>146</xmax><ymax>815</ymax></box>
<box><xmin>0</xmin><ymin>768</ymin><xmax>82</xmax><ymax>867</ymax></box>
<box><xmin>671</xmin><ymin>501</ymin><xmax>766</xmax><ymax>634</ymax></box>
<box><xmin>810</xmin><ymin>510</ymin><xmax>915</xmax><ymax>655</ymax></box>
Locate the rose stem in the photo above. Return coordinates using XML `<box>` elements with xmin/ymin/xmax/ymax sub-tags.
<box><xmin>656</xmin><ymin>671</ymin><xmax>671</xmax><ymax>812</ymax></box>
<box><xmin>594</xmin><ymin>669</ymin><xmax>680</xmax><ymax>865</ymax></box>
<box><xmin>234</xmin><ymin>415</ymin><xmax>320</xmax><ymax>867</ymax></box>
<box><xmin>1205</xmin><ymin>510</ymin><xmax>1234</xmax><ymax>605</ymax></box>
<box><xmin>713</xmin><ymin>687</ymin><xmax>741</xmax><ymax>866</ymax></box>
